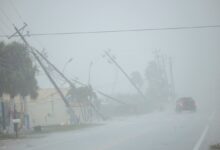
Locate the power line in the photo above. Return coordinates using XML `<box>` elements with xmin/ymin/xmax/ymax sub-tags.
<box><xmin>0</xmin><ymin>15</ymin><xmax>12</xmax><ymax>33</ymax></box>
<box><xmin>0</xmin><ymin>18</ymin><xmax>11</xmax><ymax>35</ymax></box>
<box><xmin>104</xmin><ymin>50</ymin><xmax>147</xmax><ymax>102</ymax></box>
<box><xmin>8</xmin><ymin>0</ymin><xmax>25</xmax><ymax>23</ymax></box>
<box><xmin>6</xmin><ymin>0</ymin><xmax>46</xmax><ymax>48</ymax></box>
<box><xmin>0</xmin><ymin>27</ymin><xmax>7</xmax><ymax>36</ymax></box>
<box><xmin>2</xmin><ymin>0</ymin><xmax>47</xmax><ymax>52</ymax></box>
<box><xmin>0</xmin><ymin>6</ymin><xmax>14</xmax><ymax>36</ymax></box>
<box><xmin>1</xmin><ymin>24</ymin><xmax>220</xmax><ymax>38</ymax></box>
<box><xmin>0</xmin><ymin>7</ymin><xmax>13</xmax><ymax>25</ymax></box>
<box><xmin>2</xmin><ymin>0</ymin><xmax>46</xmax><ymax>47</ymax></box>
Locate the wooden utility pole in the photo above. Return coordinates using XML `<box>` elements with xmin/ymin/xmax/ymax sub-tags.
<box><xmin>104</xmin><ymin>50</ymin><xmax>147</xmax><ymax>101</ymax></box>
<box><xmin>31</xmin><ymin>46</ymin><xmax>125</xmax><ymax>105</ymax></box>
<box><xmin>9</xmin><ymin>24</ymin><xmax>78</xmax><ymax>123</ymax></box>
<box><xmin>10</xmin><ymin>24</ymin><xmax>118</xmax><ymax>120</ymax></box>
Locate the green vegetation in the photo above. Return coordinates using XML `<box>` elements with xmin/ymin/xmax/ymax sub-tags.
<box><xmin>0</xmin><ymin>41</ymin><xmax>38</xmax><ymax>99</ymax></box>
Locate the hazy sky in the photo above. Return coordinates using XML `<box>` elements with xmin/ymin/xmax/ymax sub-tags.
<box><xmin>0</xmin><ymin>0</ymin><xmax>220</xmax><ymax>101</ymax></box>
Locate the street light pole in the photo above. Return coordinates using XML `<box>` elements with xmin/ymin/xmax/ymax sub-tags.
<box><xmin>88</xmin><ymin>61</ymin><xmax>93</xmax><ymax>85</ymax></box>
<box><xmin>62</xmin><ymin>58</ymin><xmax>73</xmax><ymax>73</ymax></box>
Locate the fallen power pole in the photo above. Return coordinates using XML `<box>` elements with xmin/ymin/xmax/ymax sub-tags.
<box><xmin>9</xmin><ymin>24</ymin><xmax>126</xmax><ymax>121</ymax></box>
<box><xmin>26</xmin><ymin>45</ymin><xmax>126</xmax><ymax>105</ymax></box>
<box><xmin>32</xmin><ymin>47</ymin><xmax>126</xmax><ymax>105</ymax></box>
<box><xmin>104</xmin><ymin>50</ymin><xmax>147</xmax><ymax>101</ymax></box>
<box><xmin>9</xmin><ymin>24</ymin><xmax>78</xmax><ymax>122</ymax></box>
<box><xmin>33</xmin><ymin>51</ymin><xmax>106</xmax><ymax>119</ymax></box>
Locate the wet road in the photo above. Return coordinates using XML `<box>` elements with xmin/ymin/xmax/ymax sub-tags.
<box><xmin>1</xmin><ymin>108</ymin><xmax>219</xmax><ymax>150</ymax></box>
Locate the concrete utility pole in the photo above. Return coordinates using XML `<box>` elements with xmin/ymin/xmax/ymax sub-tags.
<box><xmin>169</xmin><ymin>57</ymin><xmax>175</xmax><ymax>99</ymax></box>
<box><xmin>62</xmin><ymin>58</ymin><xmax>73</xmax><ymax>73</ymax></box>
<box><xmin>104</xmin><ymin>50</ymin><xmax>147</xmax><ymax>101</ymax></box>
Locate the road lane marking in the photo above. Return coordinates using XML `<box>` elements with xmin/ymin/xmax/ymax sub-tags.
<box><xmin>193</xmin><ymin>125</ymin><xmax>210</xmax><ymax>150</ymax></box>
<box><xmin>193</xmin><ymin>111</ymin><xmax>215</xmax><ymax>150</ymax></box>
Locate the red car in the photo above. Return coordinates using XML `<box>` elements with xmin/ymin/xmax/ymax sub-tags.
<box><xmin>176</xmin><ymin>97</ymin><xmax>196</xmax><ymax>112</ymax></box>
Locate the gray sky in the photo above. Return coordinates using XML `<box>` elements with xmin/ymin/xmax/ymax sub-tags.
<box><xmin>0</xmin><ymin>0</ymin><xmax>220</xmax><ymax>101</ymax></box>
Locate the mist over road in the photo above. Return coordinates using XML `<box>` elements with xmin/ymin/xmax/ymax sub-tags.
<box><xmin>1</xmin><ymin>105</ymin><xmax>219</xmax><ymax>150</ymax></box>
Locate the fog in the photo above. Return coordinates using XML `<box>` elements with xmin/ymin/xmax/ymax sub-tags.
<box><xmin>1</xmin><ymin>1</ymin><xmax>220</xmax><ymax>98</ymax></box>
<box><xmin>0</xmin><ymin>0</ymin><xmax>220</xmax><ymax>150</ymax></box>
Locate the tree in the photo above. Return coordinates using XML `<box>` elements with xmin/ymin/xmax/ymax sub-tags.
<box><xmin>66</xmin><ymin>85</ymin><xmax>98</xmax><ymax>108</ymax></box>
<box><xmin>0</xmin><ymin>41</ymin><xmax>38</xmax><ymax>135</ymax></box>
<box><xmin>66</xmin><ymin>85</ymin><xmax>99</xmax><ymax>121</ymax></box>
<box><xmin>0</xmin><ymin>41</ymin><xmax>38</xmax><ymax>99</ymax></box>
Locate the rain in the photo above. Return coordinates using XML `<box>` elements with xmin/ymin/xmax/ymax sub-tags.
<box><xmin>0</xmin><ymin>1</ymin><xmax>220</xmax><ymax>150</ymax></box>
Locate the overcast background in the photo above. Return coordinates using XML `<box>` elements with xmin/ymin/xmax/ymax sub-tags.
<box><xmin>0</xmin><ymin>0</ymin><xmax>220</xmax><ymax>104</ymax></box>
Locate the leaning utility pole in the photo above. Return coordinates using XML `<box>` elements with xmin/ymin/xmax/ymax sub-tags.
<box><xmin>30</xmin><ymin>47</ymin><xmax>125</xmax><ymax>105</ymax></box>
<box><xmin>33</xmin><ymin>49</ymin><xmax>127</xmax><ymax>105</ymax></box>
<box><xmin>104</xmin><ymin>50</ymin><xmax>147</xmax><ymax>101</ymax></box>
<box><xmin>9</xmin><ymin>24</ymin><xmax>125</xmax><ymax>121</ymax></box>
<box><xmin>34</xmin><ymin>48</ymin><xmax>106</xmax><ymax>120</ymax></box>
<box><xmin>9</xmin><ymin>24</ymin><xmax>78</xmax><ymax>123</ymax></box>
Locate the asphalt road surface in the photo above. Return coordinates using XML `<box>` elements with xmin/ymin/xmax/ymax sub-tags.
<box><xmin>0</xmin><ymin>107</ymin><xmax>219</xmax><ymax>150</ymax></box>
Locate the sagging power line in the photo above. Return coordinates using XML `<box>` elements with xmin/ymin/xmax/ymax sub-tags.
<box><xmin>0</xmin><ymin>7</ymin><xmax>13</xmax><ymax>25</ymax></box>
<box><xmin>8</xmin><ymin>0</ymin><xmax>25</xmax><ymax>23</ymax></box>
